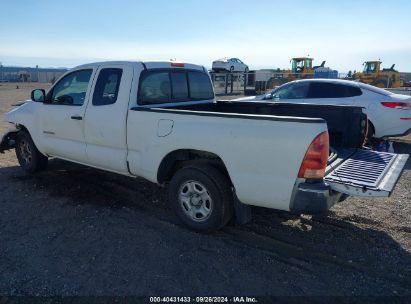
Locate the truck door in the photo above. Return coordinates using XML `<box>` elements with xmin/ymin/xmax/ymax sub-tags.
<box><xmin>40</xmin><ymin>69</ymin><xmax>95</xmax><ymax>162</ymax></box>
<box><xmin>83</xmin><ymin>65</ymin><xmax>133</xmax><ymax>174</ymax></box>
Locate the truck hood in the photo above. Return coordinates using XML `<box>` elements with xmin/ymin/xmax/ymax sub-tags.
<box><xmin>5</xmin><ymin>100</ymin><xmax>36</xmax><ymax>123</ymax></box>
<box><xmin>12</xmin><ymin>99</ymin><xmax>32</xmax><ymax>107</ymax></box>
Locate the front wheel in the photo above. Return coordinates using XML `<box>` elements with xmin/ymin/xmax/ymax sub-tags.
<box><xmin>168</xmin><ymin>164</ymin><xmax>233</xmax><ymax>232</ymax></box>
<box><xmin>15</xmin><ymin>130</ymin><xmax>48</xmax><ymax>174</ymax></box>
<box><xmin>372</xmin><ymin>79</ymin><xmax>388</xmax><ymax>88</ymax></box>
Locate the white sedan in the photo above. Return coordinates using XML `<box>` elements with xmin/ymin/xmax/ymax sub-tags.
<box><xmin>212</xmin><ymin>58</ymin><xmax>249</xmax><ymax>73</ymax></box>
<box><xmin>234</xmin><ymin>79</ymin><xmax>411</xmax><ymax>138</ymax></box>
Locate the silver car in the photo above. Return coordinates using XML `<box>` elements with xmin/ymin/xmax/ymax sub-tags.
<box><xmin>212</xmin><ymin>57</ymin><xmax>249</xmax><ymax>73</ymax></box>
<box><xmin>234</xmin><ymin>79</ymin><xmax>411</xmax><ymax>138</ymax></box>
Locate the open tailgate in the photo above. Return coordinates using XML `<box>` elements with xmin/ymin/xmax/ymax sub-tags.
<box><xmin>325</xmin><ymin>149</ymin><xmax>409</xmax><ymax>197</ymax></box>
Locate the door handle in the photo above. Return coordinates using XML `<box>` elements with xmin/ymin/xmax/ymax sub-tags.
<box><xmin>71</xmin><ymin>115</ymin><xmax>83</xmax><ymax>120</ymax></box>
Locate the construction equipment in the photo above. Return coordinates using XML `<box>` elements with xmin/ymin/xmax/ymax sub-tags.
<box><xmin>266</xmin><ymin>57</ymin><xmax>327</xmax><ymax>89</ymax></box>
<box><xmin>353</xmin><ymin>61</ymin><xmax>402</xmax><ymax>88</ymax></box>
<box><xmin>291</xmin><ymin>57</ymin><xmax>324</xmax><ymax>74</ymax></box>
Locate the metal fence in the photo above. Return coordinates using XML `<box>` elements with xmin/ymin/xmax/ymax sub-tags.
<box><xmin>0</xmin><ymin>66</ymin><xmax>67</xmax><ymax>83</ymax></box>
<box><xmin>210</xmin><ymin>72</ymin><xmax>256</xmax><ymax>96</ymax></box>
<box><xmin>209</xmin><ymin>70</ymin><xmax>409</xmax><ymax>96</ymax></box>
<box><xmin>210</xmin><ymin>71</ymin><xmax>336</xmax><ymax>96</ymax></box>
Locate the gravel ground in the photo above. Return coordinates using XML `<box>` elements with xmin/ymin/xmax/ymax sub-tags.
<box><xmin>0</xmin><ymin>83</ymin><xmax>410</xmax><ymax>297</ymax></box>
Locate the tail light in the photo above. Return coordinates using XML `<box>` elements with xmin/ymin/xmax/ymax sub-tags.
<box><xmin>381</xmin><ymin>102</ymin><xmax>411</xmax><ymax>109</ymax></box>
<box><xmin>171</xmin><ymin>62</ymin><xmax>184</xmax><ymax>68</ymax></box>
<box><xmin>298</xmin><ymin>131</ymin><xmax>329</xmax><ymax>179</ymax></box>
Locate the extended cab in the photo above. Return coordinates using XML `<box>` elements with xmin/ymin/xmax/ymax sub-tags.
<box><xmin>0</xmin><ymin>61</ymin><xmax>408</xmax><ymax>232</ymax></box>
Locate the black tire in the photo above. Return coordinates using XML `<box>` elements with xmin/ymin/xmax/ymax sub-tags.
<box><xmin>372</xmin><ymin>79</ymin><xmax>388</xmax><ymax>88</ymax></box>
<box><xmin>244</xmin><ymin>67</ymin><xmax>249</xmax><ymax>73</ymax></box>
<box><xmin>168</xmin><ymin>164</ymin><xmax>233</xmax><ymax>233</ymax></box>
<box><xmin>15</xmin><ymin>130</ymin><xmax>48</xmax><ymax>174</ymax></box>
<box><xmin>229</xmin><ymin>66</ymin><xmax>234</xmax><ymax>73</ymax></box>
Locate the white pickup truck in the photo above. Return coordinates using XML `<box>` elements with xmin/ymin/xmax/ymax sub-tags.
<box><xmin>0</xmin><ymin>61</ymin><xmax>408</xmax><ymax>232</ymax></box>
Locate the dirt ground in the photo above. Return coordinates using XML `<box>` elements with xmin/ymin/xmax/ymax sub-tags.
<box><xmin>0</xmin><ymin>82</ymin><xmax>410</xmax><ymax>297</ymax></box>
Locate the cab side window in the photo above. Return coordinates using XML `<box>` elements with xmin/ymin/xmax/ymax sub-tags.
<box><xmin>50</xmin><ymin>70</ymin><xmax>92</xmax><ymax>105</ymax></box>
<box><xmin>92</xmin><ymin>68</ymin><xmax>123</xmax><ymax>106</ymax></box>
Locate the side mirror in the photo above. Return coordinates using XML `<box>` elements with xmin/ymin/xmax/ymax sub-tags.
<box><xmin>31</xmin><ymin>89</ymin><xmax>46</xmax><ymax>102</ymax></box>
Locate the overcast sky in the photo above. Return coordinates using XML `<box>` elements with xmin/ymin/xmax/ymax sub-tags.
<box><xmin>1</xmin><ymin>0</ymin><xmax>410</xmax><ymax>72</ymax></box>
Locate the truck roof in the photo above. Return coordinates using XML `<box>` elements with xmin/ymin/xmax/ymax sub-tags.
<box><xmin>73</xmin><ymin>61</ymin><xmax>206</xmax><ymax>71</ymax></box>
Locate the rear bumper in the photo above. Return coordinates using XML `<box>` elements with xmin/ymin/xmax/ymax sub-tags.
<box><xmin>290</xmin><ymin>182</ymin><xmax>342</xmax><ymax>215</ymax></box>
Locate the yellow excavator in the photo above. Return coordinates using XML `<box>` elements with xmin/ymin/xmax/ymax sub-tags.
<box><xmin>353</xmin><ymin>61</ymin><xmax>402</xmax><ymax>88</ymax></box>
<box><xmin>266</xmin><ymin>57</ymin><xmax>326</xmax><ymax>89</ymax></box>
<box><xmin>291</xmin><ymin>57</ymin><xmax>325</xmax><ymax>74</ymax></box>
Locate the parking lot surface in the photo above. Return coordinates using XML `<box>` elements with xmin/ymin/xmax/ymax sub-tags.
<box><xmin>0</xmin><ymin>83</ymin><xmax>410</xmax><ymax>296</ymax></box>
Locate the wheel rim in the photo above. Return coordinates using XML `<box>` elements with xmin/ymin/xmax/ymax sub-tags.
<box><xmin>178</xmin><ymin>180</ymin><xmax>213</xmax><ymax>222</ymax></box>
<box><xmin>18</xmin><ymin>139</ymin><xmax>32</xmax><ymax>166</ymax></box>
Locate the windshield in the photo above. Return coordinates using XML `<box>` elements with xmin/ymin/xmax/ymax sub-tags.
<box><xmin>363</xmin><ymin>63</ymin><xmax>377</xmax><ymax>74</ymax></box>
<box><xmin>291</xmin><ymin>59</ymin><xmax>305</xmax><ymax>73</ymax></box>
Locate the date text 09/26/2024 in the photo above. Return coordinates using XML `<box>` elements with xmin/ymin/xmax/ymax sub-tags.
<box><xmin>149</xmin><ymin>296</ymin><xmax>258</xmax><ymax>303</ymax></box>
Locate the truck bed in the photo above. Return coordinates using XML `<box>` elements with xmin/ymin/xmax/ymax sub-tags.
<box><xmin>154</xmin><ymin>101</ymin><xmax>406</xmax><ymax>199</ymax></box>
<box><xmin>161</xmin><ymin>101</ymin><xmax>367</xmax><ymax>149</ymax></box>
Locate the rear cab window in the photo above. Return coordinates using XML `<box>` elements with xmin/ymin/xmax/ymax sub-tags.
<box><xmin>138</xmin><ymin>69</ymin><xmax>214</xmax><ymax>105</ymax></box>
<box><xmin>187</xmin><ymin>72</ymin><xmax>214</xmax><ymax>100</ymax></box>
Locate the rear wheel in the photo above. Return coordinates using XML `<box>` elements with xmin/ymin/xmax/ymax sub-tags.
<box><xmin>168</xmin><ymin>164</ymin><xmax>233</xmax><ymax>232</ymax></box>
<box><xmin>15</xmin><ymin>130</ymin><xmax>48</xmax><ymax>174</ymax></box>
